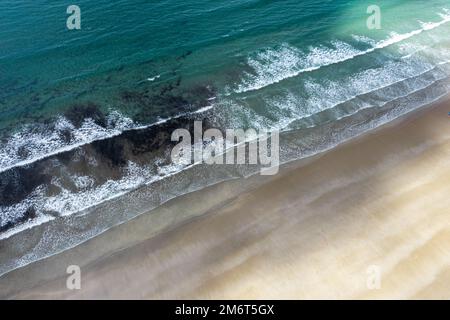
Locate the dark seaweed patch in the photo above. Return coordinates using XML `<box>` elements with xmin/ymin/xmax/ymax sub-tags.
<box><xmin>92</xmin><ymin>138</ymin><xmax>126</xmax><ymax>167</ymax></box>
<box><xmin>0</xmin><ymin>166</ymin><xmax>51</xmax><ymax>206</ymax></box>
<box><xmin>64</xmin><ymin>102</ymin><xmax>106</xmax><ymax>128</ymax></box>
<box><xmin>120</xmin><ymin>90</ymin><xmax>143</xmax><ymax>103</ymax></box>
<box><xmin>55</xmin><ymin>148</ymin><xmax>77</xmax><ymax>165</ymax></box>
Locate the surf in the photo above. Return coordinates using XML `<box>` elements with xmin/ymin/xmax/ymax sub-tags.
<box><xmin>233</xmin><ymin>10</ymin><xmax>450</xmax><ymax>94</ymax></box>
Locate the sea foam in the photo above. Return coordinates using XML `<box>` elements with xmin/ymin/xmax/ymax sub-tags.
<box><xmin>234</xmin><ymin>10</ymin><xmax>450</xmax><ymax>94</ymax></box>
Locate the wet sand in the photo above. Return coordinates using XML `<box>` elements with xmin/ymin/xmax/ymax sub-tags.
<box><xmin>1</xmin><ymin>98</ymin><xmax>450</xmax><ymax>299</ymax></box>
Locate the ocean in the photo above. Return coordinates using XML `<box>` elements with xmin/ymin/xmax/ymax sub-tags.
<box><xmin>1</xmin><ymin>0</ymin><xmax>450</xmax><ymax>275</ymax></box>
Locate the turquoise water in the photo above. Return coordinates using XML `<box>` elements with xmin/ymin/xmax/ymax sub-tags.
<box><xmin>1</xmin><ymin>0</ymin><xmax>449</xmax><ymax>127</ymax></box>
<box><xmin>1</xmin><ymin>0</ymin><xmax>450</xmax><ymax>275</ymax></box>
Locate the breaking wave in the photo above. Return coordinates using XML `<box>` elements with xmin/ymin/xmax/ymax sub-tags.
<box><xmin>234</xmin><ymin>10</ymin><xmax>450</xmax><ymax>93</ymax></box>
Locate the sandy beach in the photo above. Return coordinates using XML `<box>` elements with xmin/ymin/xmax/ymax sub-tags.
<box><xmin>1</xmin><ymin>97</ymin><xmax>450</xmax><ymax>300</ymax></box>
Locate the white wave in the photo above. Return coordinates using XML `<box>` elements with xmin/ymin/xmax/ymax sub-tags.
<box><xmin>351</xmin><ymin>34</ymin><xmax>377</xmax><ymax>46</ymax></box>
<box><xmin>235</xmin><ymin>41</ymin><xmax>363</xmax><ymax>93</ymax></box>
<box><xmin>0</xmin><ymin>183</ymin><xmax>55</xmax><ymax>240</ymax></box>
<box><xmin>193</xmin><ymin>104</ymin><xmax>214</xmax><ymax>114</ymax></box>
<box><xmin>234</xmin><ymin>10</ymin><xmax>450</xmax><ymax>94</ymax></box>
<box><xmin>0</xmin><ymin>159</ymin><xmax>189</xmax><ymax>240</ymax></box>
<box><xmin>0</xmin><ymin>214</ymin><xmax>55</xmax><ymax>242</ymax></box>
<box><xmin>0</xmin><ymin>103</ymin><xmax>216</xmax><ymax>174</ymax></box>
<box><xmin>71</xmin><ymin>174</ymin><xmax>96</xmax><ymax>190</ymax></box>
<box><xmin>46</xmin><ymin>162</ymin><xmax>153</xmax><ymax>217</ymax></box>
<box><xmin>329</xmin><ymin>79</ymin><xmax>450</xmax><ymax>129</ymax></box>
<box><xmin>0</xmin><ymin>111</ymin><xmax>136</xmax><ymax>174</ymax></box>
<box><xmin>243</xmin><ymin>56</ymin><xmax>447</xmax><ymax>132</ymax></box>
<box><xmin>147</xmin><ymin>74</ymin><xmax>161</xmax><ymax>81</ymax></box>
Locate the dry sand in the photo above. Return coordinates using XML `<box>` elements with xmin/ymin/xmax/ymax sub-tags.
<box><xmin>1</xmin><ymin>98</ymin><xmax>450</xmax><ymax>299</ymax></box>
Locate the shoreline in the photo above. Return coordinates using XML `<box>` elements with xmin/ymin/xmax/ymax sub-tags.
<box><xmin>1</xmin><ymin>95</ymin><xmax>450</xmax><ymax>299</ymax></box>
